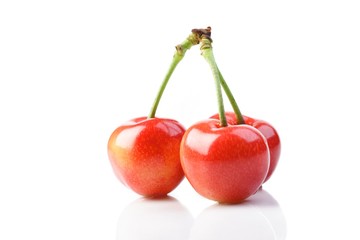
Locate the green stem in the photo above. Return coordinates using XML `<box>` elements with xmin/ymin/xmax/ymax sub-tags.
<box><xmin>200</xmin><ymin>38</ymin><xmax>227</xmax><ymax>127</ymax></box>
<box><xmin>148</xmin><ymin>33</ymin><xmax>199</xmax><ymax>118</ymax></box>
<box><xmin>218</xmin><ymin>68</ymin><xmax>245</xmax><ymax>124</ymax></box>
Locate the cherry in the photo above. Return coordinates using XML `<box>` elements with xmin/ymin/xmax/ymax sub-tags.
<box><xmin>210</xmin><ymin>112</ymin><xmax>281</xmax><ymax>183</ymax></box>
<box><xmin>204</xmin><ymin>26</ymin><xmax>281</xmax><ymax>183</ymax></box>
<box><xmin>108</xmin><ymin>117</ymin><xmax>185</xmax><ymax>197</ymax></box>
<box><xmin>180</xmin><ymin>28</ymin><xmax>271</xmax><ymax>203</ymax></box>
<box><xmin>107</xmin><ymin>31</ymin><xmax>199</xmax><ymax>197</ymax></box>
<box><xmin>180</xmin><ymin>119</ymin><xmax>270</xmax><ymax>203</ymax></box>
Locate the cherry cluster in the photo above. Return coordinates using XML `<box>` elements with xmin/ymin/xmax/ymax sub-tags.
<box><xmin>107</xmin><ymin>27</ymin><xmax>281</xmax><ymax>204</ymax></box>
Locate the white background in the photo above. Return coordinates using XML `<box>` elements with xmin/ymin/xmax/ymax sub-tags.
<box><xmin>1</xmin><ymin>0</ymin><xmax>360</xmax><ymax>239</ymax></box>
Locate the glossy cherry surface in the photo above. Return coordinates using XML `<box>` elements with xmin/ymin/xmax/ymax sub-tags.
<box><xmin>211</xmin><ymin>112</ymin><xmax>281</xmax><ymax>183</ymax></box>
<box><xmin>108</xmin><ymin>117</ymin><xmax>185</xmax><ymax>197</ymax></box>
<box><xmin>180</xmin><ymin>119</ymin><xmax>270</xmax><ymax>204</ymax></box>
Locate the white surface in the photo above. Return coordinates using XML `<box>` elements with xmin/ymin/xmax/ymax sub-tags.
<box><xmin>1</xmin><ymin>1</ymin><xmax>360</xmax><ymax>239</ymax></box>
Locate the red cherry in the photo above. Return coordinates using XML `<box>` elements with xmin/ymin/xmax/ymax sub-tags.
<box><xmin>108</xmin><ymin>117</ymin><xmax>186</xmax><ymax>197</ymax></box>
<box><xmin>210</xmin><ymin>112</ymin><xmax>281</xmax><ymax>183</ymax></box>
<box><xmin>180</xmin><ymin>119</ymin><xmax>270</xmax><ymax>204</ymax></box>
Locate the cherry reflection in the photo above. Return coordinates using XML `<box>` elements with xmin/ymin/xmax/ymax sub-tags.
<box><xmin>189</xmin><ymin>189</ymin><xmax>286</xmax><ymax>240</ymax></box>
<box><xmin>117</xmin><ymin>196</ymin><xmax>193</xmax><ymax>240</ymax></box>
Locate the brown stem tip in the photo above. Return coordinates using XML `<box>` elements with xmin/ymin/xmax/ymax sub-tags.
<box><xmin>192</xmin><ymin>26</ymin><xmax>212</xmax><ymax>43</ymax></box>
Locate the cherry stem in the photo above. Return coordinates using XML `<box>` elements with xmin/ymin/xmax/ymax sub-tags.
<box><xmin>218</xmin><ymin>68</ymin><xmax>245</xmax><ymax>124</ymax></box>
<box><xmin>148</xmin><ymin>33</ymin><xmax>199</xmax><ymax>118</ymax></box>
<box><xmin>196</xmin><ymin>27</ymin><xmax>244</xmax><ymax>126</ymax></box>
<box><xmin>200</xmin><ymin>37</ymin><xmax>228</xmax><ymax>127</ymax></box>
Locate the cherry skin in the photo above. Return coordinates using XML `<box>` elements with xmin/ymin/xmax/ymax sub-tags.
<box><xmin>180</xmin><ymin>119</ymin><xmax>270</xmax><ymax>204</ymax></box>
<box><xmin>211</xmin><ymin>112</ymin><xmax>281</xmax><ymax>183</ymax></box>
<box><xmin>108</xmin><ymin>117</ymin><xmax>186</xmax><ymax>197</ymax></box>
